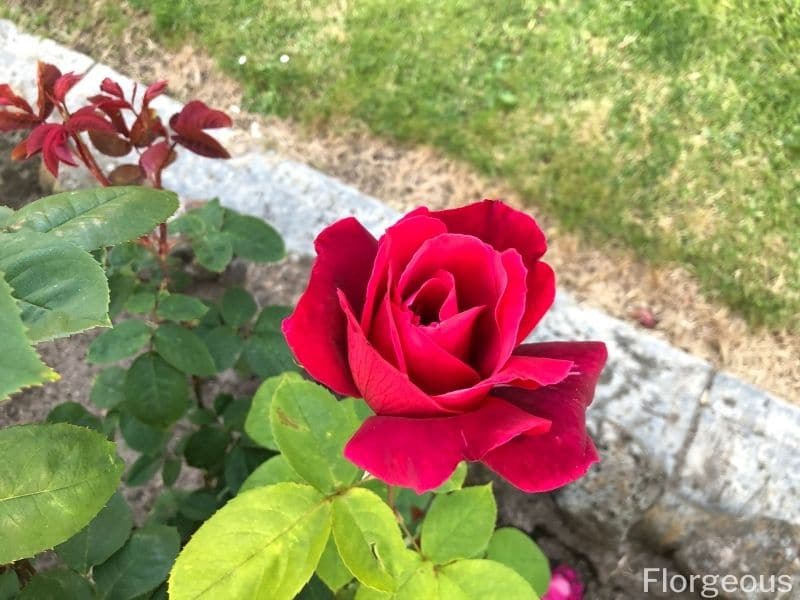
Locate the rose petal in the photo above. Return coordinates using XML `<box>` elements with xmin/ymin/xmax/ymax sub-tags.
<box><xmin>422</xmin><ymin>305</ymin><xmax>483</xmax><ymax>360</ymax></box>
<box><xmin>340</xmin><ymin>290</ymin><xmax>449</xmax><ymax>416</ymax></box>
<box><xmin>369</xmin><ymin>291</ymin><xmax>407</xmax><ymax>372</ymax></box>
<box><xmin>282</xmin><ymin>218</ymin><xmax>378</xmax><ymax>396</ymax></box>
<box><xmin>425</xmin><ymin>199</ymin><xmax>547</xmax><ymax>259</ymax></box>
<box><xmin>406</xmin><ymin>269</ymin><xmax>459</xmax><ymax>322</ymax></box>
<box><xmin>392</xmin><ymin>300</ymin><xmax>481</xmax><ymax>395</ymax></box>
<box><xmin>344</xmin><ymin>396</ymin><xmax>551</xmax><ymax>493</ymax></box>
<box><xmin>518</xmin><ymin>260</ymin><xmax>556</xmax><ymax>341</ymax></box>
<box><xmin>421</xmin><ymin>200</ymin><xmax>556</xmax><ymax>339</ymax></box>
<box><xmin>361</xmin><ymin>215</ymin><xmax>447</xmax><ymax>334</ymax></box>
<box><xmin>482</xmin><ymin>341</ymin><xmax>608</xmax><ymax>492</ymax></box>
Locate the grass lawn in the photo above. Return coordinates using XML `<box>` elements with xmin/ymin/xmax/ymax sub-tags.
<box><xmin>5</xmin><ymin>1</ymin><xmax>800</xmax><ymax>329</ymax></box>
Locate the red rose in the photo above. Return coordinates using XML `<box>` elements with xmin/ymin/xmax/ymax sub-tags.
<box><xmin>283</xmin><ymin>200</ymin><xmax>607</xmax><ymax>493</ymax></box>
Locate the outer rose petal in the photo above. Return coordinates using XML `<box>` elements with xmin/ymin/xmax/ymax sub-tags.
<box><xmin>416</xmin><ymin>200</ymin><xmax>548</xmax><ymax>260</ymax></box>
<box><xmin>344</xmin><ymin>396</ymin><xmax>551</xmax><ymax>493</ymax></box>
<box><xmin>282</xmin><ymin>218</ymin><xmax>378</xmax><ymax>396</ymax></box>
<box><xmin>482</xmin><ymin>341</ymin><xmax>608</xmax><ymax>492</ymax></box>
<box><xmin>419</xmin><ymin>200</ymin><xmax>556</xmax><ymax>339</ymax></box>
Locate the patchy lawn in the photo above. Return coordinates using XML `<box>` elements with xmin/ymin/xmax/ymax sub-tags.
<box><xmin>4</xmin><ymin>1</ymin><xmax>800</xmax><ymax>329</ymax></box>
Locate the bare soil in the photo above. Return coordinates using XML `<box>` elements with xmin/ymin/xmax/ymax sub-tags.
<box><xmin>4</xmin><ymin>3</ymin><xmax>797</xmax><ymax>403</ymax></box>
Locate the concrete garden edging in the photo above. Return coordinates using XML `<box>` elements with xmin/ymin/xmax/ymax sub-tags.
<box><xmin>2</xmin><ymin>19</ymin><xmax>798</xmax><ymax>599</ymax></box>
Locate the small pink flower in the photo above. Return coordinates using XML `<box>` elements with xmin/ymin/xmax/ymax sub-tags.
<box><xmin>543</xmin><ymin>565</ymin><xmax>584</xmax><ymax>600</ymax></box>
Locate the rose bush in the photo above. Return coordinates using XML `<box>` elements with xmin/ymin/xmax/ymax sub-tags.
<box><xmin>284</xmin><ymin>200</ymin><xmax>607</xmax><ymax>493</ymax></box>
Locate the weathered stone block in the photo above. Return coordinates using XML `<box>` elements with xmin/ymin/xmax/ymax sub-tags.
<box><xmin>553</xmin><ymin>420</ymin><xmax>665</xmax><ymax>544</ymax></box>
<box><xmin>679</xmin><ymin>371</ymin><xmax>800</xmax><ymax>525</ymax></box>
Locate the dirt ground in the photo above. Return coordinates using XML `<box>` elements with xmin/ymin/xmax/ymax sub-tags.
<box><xmin>4</xmin><ymin>5</ymin><xmax>798</xmax><ymax>403</ymax></box>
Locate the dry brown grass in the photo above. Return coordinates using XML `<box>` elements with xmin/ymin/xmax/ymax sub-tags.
<box><xmin>6</xmin><ymin>1</ymin><xmax>798</xmax><ymax>402</ymax></box>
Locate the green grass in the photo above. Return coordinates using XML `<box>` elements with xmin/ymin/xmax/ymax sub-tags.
<box><xmin>6</xmin><ymin>1</ymin><xmax>800</xmax><ymax>329</ymax></box>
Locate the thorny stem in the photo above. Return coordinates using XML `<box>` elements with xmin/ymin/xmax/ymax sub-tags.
<box><xmin>71</xmin><ymin>131</ymin><xmax>111</xmax><ymax>186</ymax></box>
<box><xmin>11</xmin><ymin>559</ymin><xmax>36</xmax><ymax>585</ymax></box>
<box><xmin>388</xmin><ymin>485</ymin><xmax>422</xmax><ymax>552</ymax></box>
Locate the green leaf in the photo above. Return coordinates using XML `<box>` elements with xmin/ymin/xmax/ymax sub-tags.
<box><xmin>47</xmin><ymin>401</ymin><xmax>102</xmax><ymax>432</ymax></box>
<box><xmin>193</xmin><ymin>232</ymin><xmax>233</xmax><ymax>272</ymax></box>
<box><xmin>222</xmin><ymin>211</ymin><xmax>285</xmax><ymax>262</ymax></box>
<box><xmin>108</xmin><ymin>272</ymin><xmax>136</xmax><ymax>318</ymax></box>
<box><xmin>244</xmin><ymin>306</ymin><xmax>298</xmax><ymax>378</ymax></box>
<box><xmin>487</xmin><ymin>528</ymin><xmax>551</xmax><ymax>596</ymax></box>
<box><xmin>90</xmin><ymin>366</ymin><xmax>127</xmax><ymax>409</ymax></box>
<box><xmin>126</xmin><ymin>453</ymin><xmax>163</xmax><ymax>487</ymax></box>
<box><xmin>223</xmin><ymin>446</ymin><xmax>250</xmax><ymax>493</ymax></box>
<box><xmin>178</xmin><ymin>491</ymin><xmax>219</xmax><ymax>522</ymax></box>
<box><xmin>199</xmin><ymin>325</ymin><xmax>244</xmax><ymax>371</ymax></box>
<box><xmin>0</xmin><ymin>275</ymin><xmax>57</xmax><ymax>400</ymax></box>
<box><xmin>355</xmin><ymin>559</ymin><xmax>536</xmax><ymax>600</ymax></box>
<box><xmin>239</xmin><ymin>455</ymin><xmax>303</xmax><ymax>493</ymax></box>
<box><xmin>245</xmin><ymin>372</ymin><xmax>304</xmax><ymax>451</ymax></box>
<box><xmin>316</xmin><ymin>536</ymin><xmax>353</xmax><ymax>593</ymax></box>
<box><xmin>93</xmin><ymin>524</ymin><xmax>180</xmax><ymax>600</ymax></box>
<box><xmin>7</xmin><ymin>187</ymin><xmax>178</xmax><ymax>251</ymax></box>
<box><xmin>183</xmin><ymin>426</ymin><xmax>231</xmax><ymax>469</ymax></box>
<box><xmin>221</xmin><ymin>287</ymin><xmax>257</xmax><ymax>327</ymax></box>
<box><xmin>332</xmin><ymin>488</ymin><xmax>413</xmax><ymax>592</ymax></box>
<box><xmin>169</xmin><ymin>212</ymin><xmax>206</xmax><ymax>236</ymax></box>
<box><xmin>0</xmin><ymin>231</ymin><xmax>110</xmax><ymax>342</ymax></box>
<box><xmin>157</xmin><ymin>293</ymin><xmax>209</xmax><ymax>322</ymax></box>
<box><xmin>270</xmin><ymin>376</ymin><xmax>361</xmax><ymax>493</ymax></box>
<box><xmin>298</xmin><ymin>576</ymin><xmax>335</xmax><ymax>600</ymax></box>
<box><xmin>0</xmin><ymin>571</ymin><xmax>19</xmax><ymax>600</ymax></box>
<box><xmin>0</xmin><ymin>423</ymin><xmax>124</xmax><ymax>563</ymax></box>
<box><xmin>433</xmin><ymin>462</ymin><xmax>468</xmax><ymax>494</ymax></box>
<box><xmin>169</xmin><ymin>483</ymin><xmax>331</xmax><ymax>600</ymax></box>
<box><xmin>162</xmin><ymin>456</ymin><xmax>182</xmax><ymax>487</ymax></box>
<box><xmin>0</xmin><ymin>206</ymin><xmax>13</xmax><ymax>228</ymax></box>
<box><xmin>420</xmin><ymin>484</ymin><xmax>497</xmax><ymax>564</ymax></box>
<box><xmin>125</xmin><ymin>290</ymin><xmax>156</xmax><ymax>314</ymax></box>
<box><xmin>55</xmin><ymin>491</ymin><xmax>133</xmax><ymax>573</ymax></box>
<box><xmin>18</xmin><ymin>568</ymin><xmax>94</xmax><ymax>600</ymax></box>
<box><xmin>192</xmin><ymin>198</ymin><xmax>225</xmax><ymax>231</ymax></box>
<box><xmin>124</xmin><ymin>352</ymin><xmax>190</xmax><ymax>427</ymax></box>
<box><xmin>154</xmin><ymin>323</ymin><xmax>218</xmax><ymax>376</ymax></box>
<box><xmin>438</xmin><ymin>559</ymin><xmax>536</xmax><ymax>599</ymax></box>
<box><xmin>88</xmin><ymin>319</ymin><xmax>152</xmax><ymax>364</ymax></box>
<box><xmin>222</xmin><ymin>398</ymin><xmax>251</xmax><ymax>431</ymax></box>
<box><xmin>119</xmin><ymin>410</ymin><xmax>169</xmax><ymax>454</ymax></box>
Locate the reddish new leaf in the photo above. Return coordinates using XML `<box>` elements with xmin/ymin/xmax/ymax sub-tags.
<box><xmin>143</xmin><ymin>80</ymin><xmax>168</xmax><ymax>104</ymax></box>
<box><xmin>0</xmin><ymin>84</ymin><xmax>34</xmax><ymax>114</ymax></box>
<box><xmin>139</xmin><ymin>140</ymin><xmax>176</xmax><ymax>183</ymax></box>
<box><xmin>172</xmin><ymin>130</ymin><xmax>230</xmax><ymax>159</ymax></box>
<box><xmin>130</xmin><ymin>108</ymin><xmax>166</xmax><ymax>147</ymax></box>
<box><xmin>100</xmin><ymin>77</ymin><xmax>125</xmax><ymax>99</ymax></box>
<box><xmin>109</xmin><ymin>163</ymin><xmax>145</xmax><ymax>185</ymax></box>
<box><xmin>0</xmin><ymin>111</ymin><xmax>40</xmax><ymax>132</ymax></box>
<box><xmin>88</xmin><ymin>95</ymin><xmax>131</xmax><ymax>135</ymax></box>
<box><xmin>10</xmin><ymin>138</ymin><xmax>28</xmax><ymax>161</ymax></box>
<box><xmin>170</xmin><ymin>100</ymin><xmax>232</xmax><ymax>131</ymax></box>
<box><xmin>89</xmin><ymin>129</ymin><xmax>132</xmax><ymax>157</ymax></box>
<box><xmin>169</xmin><ymin>101</ymin><xmax>232</xmax><ymax>159</ymax></box>
<box><xmin>53</xmin><ymin>72</ymin><xmax>83</xmax><ymax>102</ymax></box>
<box><xmin>24</xmin><ymin>123</ymin><xmax>77</xmax><ymax>177</ymax></box>
<box><xmin>65</xmin><ymin>107</ymin><xmax>116</xmax><ymax>134</ymax></box>
<box><xmin>42</xmin><ymin>126</ymin><xmax>77</xmax><ymax>177</ymax></box>
<box><xmin>36</xmin><ymin>61</ymin><xmax>62</xmax><ymax>119</ymax></box>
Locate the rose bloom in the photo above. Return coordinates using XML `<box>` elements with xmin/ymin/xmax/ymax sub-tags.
<box><xmin>283</xmin><ymin>200</ymin><xmax>607</xmax><ymax>493</ymax></box>
<box><xmin>543</xmin><ymin>565</ymin><xmax>584</xmax><ymax>600</ymax></box>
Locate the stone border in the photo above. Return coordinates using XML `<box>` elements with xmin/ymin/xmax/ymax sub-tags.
<box><xmin>2</xmin><ymin>20</ymin><xmax>798</xmax><ymax>595</ymax></box>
